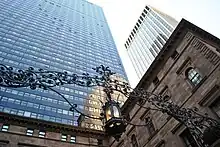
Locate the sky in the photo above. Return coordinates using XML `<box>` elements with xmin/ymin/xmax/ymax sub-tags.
<box><xmin>87</xmin><ymin>0</ymin><xmax>220</xmax><ymax>87</ymax></box>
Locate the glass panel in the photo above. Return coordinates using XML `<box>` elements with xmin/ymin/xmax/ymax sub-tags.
<box><xmin>106</xmin><ymin>107</ymin><xmax>112</xmax><ymax>121</ymax></box>
<box><xmin>61</xmin><ymin>134</ymin><xmax>67</xmax><ymax>141</ymax></box>
<box><xmin>1</xmin><ymin>124</ymin><xmax>9</xmax><ymax>132</ymax></box>
<box><xmin>70</xmin><ymin>136</ymin><xmax>76</xmax><ymax>143</ymax></box>
<box><xmin>113</xmin><ymin>106</ymin><xmax>119</xmax><ymax>118</ymax></box>
<box><xmin>26</xmin><ymin>129</ymin><xmax>34</xmax><ymax>136</ymax></box>
<box><xmin>39</xmin><ymin>131</ymin><xmax>46</xmax><ymax>137</ymax></box>
<box><xmin>187</xmin><ymin>68</ymin><xmax>202</xmax><ymax>86</ymax></box>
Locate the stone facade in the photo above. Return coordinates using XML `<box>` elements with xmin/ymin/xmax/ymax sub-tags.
<box><xmin>0</xmin><ymin>113</ymin><xmax>108</xmax><ymax>147</ymax></box>
<box><xmin>109</xmin><ymin>19</ymin><xmax>220</xmax><ymax>147</ymax></box>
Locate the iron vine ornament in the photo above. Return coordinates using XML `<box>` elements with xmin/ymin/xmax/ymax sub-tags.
<box><xmin>0</xmin><ymin>64</ymin><xmax>220</xmax><ymax>146</ymax></box>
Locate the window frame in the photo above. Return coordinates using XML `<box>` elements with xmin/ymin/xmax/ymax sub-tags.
<box><xmin>38</xmin><ymin>130</ymin><xmax>46</xmax><ymax>138</ymax></box>
<box><xmin>97</xmin><ymin>139</ymin><xmax>103</xmax><ymax>146</ymax></box>
<box><xmin>209</xmin><ymin>97</ymin><xmax>220</xmax><ymax>119</ymax></box>
<box><xmin>145</xmin><ymin>118</ymin><xmax>156</xmax><ymax>137</ymax></box>
<box><xmin>26</xmin><ymin>128</ymin><xmax>34</xmax><ymax>136</ymax></box>
<box><xmin>180</xmin><ymin>129</ymin><xmax>199</xmax><ymax>147</ymax></box>
<box><xmin>153</xmin><ymin>77</ymin><xmax>160</xmax><ymax>86</ymax></box>
<box><xmin>61</xmin><ymin>134</ymin><xmax>67</xmax><ymax>142</ymax></box>
<box><xmin>1</xmin><ymin>124</ymin><xmax>9</xmax><ymax>132</ymax></box>
<box><xmin>131</xmin><ymin>134</ymin><xmax>139</xmax><ymax>147</ymax></box>
<box><xmin>185</xmin><ymin>67</ymin><xmax>202</xmax><ymax>87</ymax></box>
<box><xmin>70</xmin><ymin>135</ymin><xmax>76</xmax><ymax>143</ymax></box>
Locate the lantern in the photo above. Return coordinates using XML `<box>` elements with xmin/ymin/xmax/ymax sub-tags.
<box><xmin>102</xmin><ymin>100</ymin><xmax>126</xmax><ymax>141</ymax></box>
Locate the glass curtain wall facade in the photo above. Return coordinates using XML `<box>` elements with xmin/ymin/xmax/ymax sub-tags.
<box><xmin>125</xmin><ymin>5</ymin><xmax>178</xmax><ymax>80</ymax></box>
<box><xmin>0</xmin><ymin>0</ymin><xmax>127</xmax><ymax>131</ymax></box>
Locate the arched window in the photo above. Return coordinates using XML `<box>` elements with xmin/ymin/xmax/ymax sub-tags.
<box><xmin>131</xmin><ymin>134</ymin><xmax>138</xmax><ymax>147</ymax></box>
<box><xmin>185</xmin><ymin>68</ymin><xmax>202</xmax><ymax>86</ymax></box>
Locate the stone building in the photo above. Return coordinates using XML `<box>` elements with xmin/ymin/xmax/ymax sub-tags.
<box><xmin>109</xmin><ymin>19</ymin><xmax>220</xmax><ymax>147</ymax></box>
<box><xmin>0</xmin><ymin>112</ymin><xmax>108</xmax><ymax>147</ymax></box>
<box><xmin>1</xmin><ymin>19</ymin><xmax>220</xmax><ymax>147</ymax></box>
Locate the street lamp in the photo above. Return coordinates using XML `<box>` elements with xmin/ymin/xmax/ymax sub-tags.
<box><xmin>101</xmin><ymin>92</ymin><xmax>126</xmax><ymax>141</ymax></box>
<box><xmin>0</xmin><ymin>64</ymin><xmax>220</xmax><ymax>147</ymax></box>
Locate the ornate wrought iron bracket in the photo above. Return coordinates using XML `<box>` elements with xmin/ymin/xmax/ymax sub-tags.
<box><xmin>0</xmin><ymin>64</ymin><xmax>219</xmax><ymax>146</ymax></box>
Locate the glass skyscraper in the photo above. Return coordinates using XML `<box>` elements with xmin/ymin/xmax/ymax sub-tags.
<box><xmin>0</xmin><ymin>0</ymin><xmax>127</xmax><ymax>131</ymax></box>
<box><xmin>125</xmin><ymin>5</ymin><xmax>178</xmax><ymax>80</ymax></box>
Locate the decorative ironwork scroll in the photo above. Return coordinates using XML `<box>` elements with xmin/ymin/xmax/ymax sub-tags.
<box><xmin>0</xmin><ymin>64</ymin><xmax>114</xmax><ymax>89</ymax></box>
<box><xmin>1</xmin><ymin>64</ymin><xmax>219</xmax><ymax>146</ymax></box>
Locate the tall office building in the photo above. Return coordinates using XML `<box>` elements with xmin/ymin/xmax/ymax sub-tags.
<box><xmin>0</xmin><ymin>0</ymin><xmax>127</xmax><ymax>131</ymax></box>
<box><xmin>125</xmin><ymin>5</ymin><xmax>178</xmax><ymax>80</ymax></box>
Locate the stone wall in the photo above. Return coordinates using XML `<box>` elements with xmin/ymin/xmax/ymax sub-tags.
<box><xmin>110</xmin><ymin>30</ymin><xmax>220</xmax><ymax>147</ymax></box>
<box><xmin>0</xmin><ymin>114</ymin><xmax>108</xmax><ymax>147</ymax></box>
